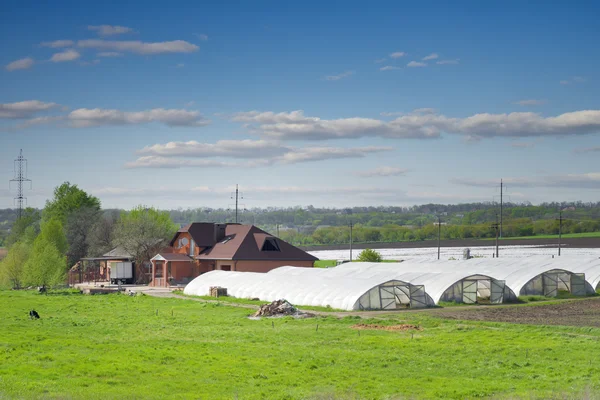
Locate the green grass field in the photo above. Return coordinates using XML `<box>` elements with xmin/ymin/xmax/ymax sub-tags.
<box><xmin>1</xmin><ymin>290</ymin><xmax>600</xmax><ymax>399</ymax></box>
<box><xmin>315</xmin><ymin>260</ymin><xmax>401</xmax><ymax>268</ymax></box>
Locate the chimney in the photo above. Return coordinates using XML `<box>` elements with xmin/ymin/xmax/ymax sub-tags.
<box><xmin>215</xmin><ymin>224</ymin><xmax>227</xmax><ymax>242</ymax></box>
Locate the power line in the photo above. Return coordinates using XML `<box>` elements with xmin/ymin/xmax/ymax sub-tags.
<box><xmin>9</xmin><ymin>149</ymin><xmax>32</xmax><ymax>220</ymax></box>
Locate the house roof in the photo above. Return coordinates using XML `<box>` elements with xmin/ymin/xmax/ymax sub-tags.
<box><xmin>102</xmin><ymin>246</ymin><xmax>134</xmax><ymax>259</ymax></box>
<box><xmin>170</xmin><ymin>222</ymin><xmax>317</xmax><ymax>262</ymax></box>
<box><xmin>194</xmin><ymin>223</ymin><xmax>318</xmax><ymax>261</ymax></box>
<box><xmin>171</xmin><ymin>222</ymin><xmax>223</xmax><ymax>247</ymax></box>
<box><xmin>151</xmin><ymin>253</ymin><xmax>194</xmax><ymax>262</ymax></box>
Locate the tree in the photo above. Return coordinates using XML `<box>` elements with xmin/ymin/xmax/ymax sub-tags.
<box><xmin>43</xmin><ymin>182</ymin><xmax>101</xmax><ymax>223</ymax></box>
<box><xmin>6</xmin><ymin>208</ymin><xmax>41</xmax><ymax>247</ymax></box>
<box><xmin>357</xmin><ymin>248</ymin><xmax>383</xmax><ymax>262</ymax></box>
<box><xmin>113</xmin><ymin>206</ymin><xmax>178</xmax><ymax>283</ymax></box>
<box><xmin>43</xmin><ymin>182</ymin><xmax>101</xmax><ymax>266</ymax></box>
<box><xmin>22</xmin><ymin>237</ymin><xmax>66</xmax><ymax>288</ymax></box>
<box><xmin>0</xmin><ymin>242</ymin><xmax>30</xmax><ymax>289</ymax></box>
<box><xmin>65</xmin><ymin>206</ymin><xmax>101</xmax><ymax>267</ymax></box>
<box><xmin>38</xmin><ymin>218</ymin><xmax>68</xmax><ymax>255</ymax></box>
<box><xmin>87</xmin><ymin>210</ymin><xmax>119</xmax><ymax>257</ymax></box>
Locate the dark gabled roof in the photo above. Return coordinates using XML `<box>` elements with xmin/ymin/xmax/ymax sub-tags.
<box><xmin>195</xmin><ymin>224</ymin><xmax>318</xmax><ymax>261</ymax></box>
<box><xmin>171</xmin><ymin>222</ymin><xmax>223</xmax><ymax>247</ymax></box>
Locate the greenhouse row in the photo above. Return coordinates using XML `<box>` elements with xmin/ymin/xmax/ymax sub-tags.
<box><xmin>183</xmin><ymin>256</ymin><xmax>600</xmax><ymax>311</ymax></box>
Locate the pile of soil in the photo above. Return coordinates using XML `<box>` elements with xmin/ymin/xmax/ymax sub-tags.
<box><xmin>252</xmin><ymin>299</ymin><xmax>314</xmax><ymax>318</ymax></box>
<box><xmin>351</xmin><ymin>323</ymin><xmax>422</xmax><ymax>332</ymax></box>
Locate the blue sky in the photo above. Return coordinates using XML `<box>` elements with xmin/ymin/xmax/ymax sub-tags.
<box><xmin>1</xmin><ymin>0</ymin><xmax>599</xmax><ymax>210</ymax></box>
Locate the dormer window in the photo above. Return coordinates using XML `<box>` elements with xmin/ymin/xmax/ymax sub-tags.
<box><xmin>261</xmin><ymin>237</ymin><xmax>280</xmax><ymax>252</ymax></box>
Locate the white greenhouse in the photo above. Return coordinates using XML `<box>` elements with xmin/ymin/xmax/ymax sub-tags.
<box><xmin>183</xmin><ymin>256</ymin><xmax>593</xmax><ymax>311</ymax></box>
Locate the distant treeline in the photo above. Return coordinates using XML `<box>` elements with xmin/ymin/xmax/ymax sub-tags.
<box><xmin>2</xmin><ymin>201</ymin><xmax>600</xmax><ymax>247</ymax></box>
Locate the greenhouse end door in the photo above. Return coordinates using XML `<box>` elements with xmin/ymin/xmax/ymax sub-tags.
<box><xmin>570</xmin><ymin>273</ymin><xmax>586</xmax><ymax>296</ymax></box>
<box><xmin>462</xmin><ymin>280</ymin><xmax>477</xmax><ymax>304</ymax></box>
<box><xmin>490</xmin><ymin>280</ymin><xmax>505</xmax><ymax>304</ymax></box>
<box><xmin>543</xmin><ymin>273</ymin><xmax>558</xmax><ymax>297</ymax></box>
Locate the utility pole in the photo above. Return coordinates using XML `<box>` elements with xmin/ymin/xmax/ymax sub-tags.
<box><xmin>229</xmin><ymin>184</ymin><xmax>244</xmax><ymax>223</ymax></box>
<box><xmin>349</xmin><ymin>221</ymin><xmax>353</xmax><ymax>262</ymax></box>
<box><xmin>437</xmin><ymin>215</ymin><xmax>441</xmax><ymax>260</ymax></box>
<box><xmin>276</xmin><ymin>223</ymin><xmax>280</xmax><ymax>237</ymax></box>
<box><xmin>500</xmin><ymin>179</ymin><xmax>503</xmax><ymax>238</ymax></box>
<box><xmin>557</xmin><ymin>210</ymin><xmax>563</xmax><ymax>256</ymax></box>
<box><xmin>9</xmin><ymin>149</ymin><xmax>32</xmax><ymax>220</ymax></box>
<box><xmin>492</xmin><ymin>214</ymin><xmax>499</xmax><ymax>258</ymax></box>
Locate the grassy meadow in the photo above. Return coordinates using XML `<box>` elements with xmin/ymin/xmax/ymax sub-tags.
<box><xmin>1</xmin><ymin>290</ymin><xmax>600</xmax><ymax>399</ymax></box>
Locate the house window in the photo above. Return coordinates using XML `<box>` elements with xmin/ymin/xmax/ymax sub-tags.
<box><xmin>221</xmin><ymin>265</ymin><xmax>231</xmax><ymax>271</ymax></box>
<box><xmin>262</xmin><ymin>238</ymin><xmax>280</xmax><ymax>252</ymax></box>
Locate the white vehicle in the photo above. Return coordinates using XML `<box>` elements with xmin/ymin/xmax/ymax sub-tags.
<box><xmin>110</xmin><ymin>262</ymin><xmax>133</xmax><ymax>284</ymax></box>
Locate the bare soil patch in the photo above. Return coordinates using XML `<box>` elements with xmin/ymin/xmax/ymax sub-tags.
<box><xmin>0</xmin><ymin>247</ymin><xmax>6</xmax><ymax>261</ymax></box>
<box><xmin>435</xmin><ymin>298</ymin><xmax>600</xmax><ymax>327</ymax></box>
<box><xmin>351</xmin><ymin>323</ymin><xmax>422</xmax><ymax>332</ymax></box>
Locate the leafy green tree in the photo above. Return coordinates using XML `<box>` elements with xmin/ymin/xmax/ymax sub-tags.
<box><xmin>113</xmin><ymin>206</ymin><xmax>178</xmax><ymax>283</ymax></box>
<box><xmin>0</xmin><ymin>242</ymin><xmax>30</xmax><ymax>289</ymax></box>
<box><xmin>357</xmin><ymin>248</ymin><xmax>383</xmax><ymax>262</ymax></box>
<box><xmin>38</xmin><ymin>218</ymin><xmax>68</xmax><ymax>256</ymax></box>
<box><xmin>23</xmin><ymin>237</ymin><xmax>66</xmax><ymax>288</ymax></box>
<box><xmin>6</xmin><ymin>208</ymin><xmax>41</xmax><ymax>247</ymax></box>
<box><xmin>43</xmin><ymin>182</ymin><xmax>101</xmax><ymax>223</ymax></box>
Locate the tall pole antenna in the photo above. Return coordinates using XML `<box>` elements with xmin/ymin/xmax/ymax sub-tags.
<box><xmin>9</xmin><ymin>149</ymin><xmax>32</xmax><ymax>220</ymax></box>
<box><xmin>557</xmin><ymin>210</ymin><xmax>563</xmax><ymax>256</ymax></box>
<box><xmin>500</xmin><ymin>179</ymin><xmax>503</xmax><ymax>238</ymax></box>
<box><xmin>492</xmin><ymin>214</ymin><xmax>499</xmax><ymax>258</ymax></box>
<box><xmin>349</xmin><ymin>221</ymin><xmax>353</xmax><ymax>262</ymax></box>
<box><xmin>437</xmin><ymin>215</ymin><xmax>441</xmax><ymax>260</ymax></box>
<box><xmin>230</xmin><ymin>184</ymin><xmax>244</xmax><ymax>223</ymax></box>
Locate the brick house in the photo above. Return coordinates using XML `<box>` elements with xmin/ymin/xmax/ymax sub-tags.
<box><xmin>149</xmin><ymin>223</ymin><xmax>317</xmax><ymax>287</ymax></box>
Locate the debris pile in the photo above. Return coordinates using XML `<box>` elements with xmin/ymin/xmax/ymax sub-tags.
<box><xmin>252</xmin><ymin>299</ymin><xmax>314</xmax><ymax>318</ymax></box>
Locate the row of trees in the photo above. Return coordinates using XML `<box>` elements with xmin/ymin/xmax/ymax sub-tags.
<box><xmin>277</xmin><ymin>217</ymin><xmax>600</xmax><ymax>246</ymax></box>
<box><xmin>0</xmin><ymin>182</ymin><xmax>178</xmax><ymax>289</ymax></box>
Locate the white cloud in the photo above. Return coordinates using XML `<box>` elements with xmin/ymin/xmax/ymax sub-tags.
<box><xmin>5</xmin><ymin>57</ymin><xmax>34</xmax><ymax>71</ymax></box>
<box><xmin>14</xmin><ymin>116</ymin><xmax>64</xmax><ymax>129</ymax></box>
<box><xmin>67</xmin><ymin>108</ymin><xmax>210</xmax><ymax>128</ymax></box>
<box><xmin>389</xmin><ymin>52</ymin><xmax>405</xmax><ymax>59</ymax></box>
<box><xmin>277</xmin><ymin>146</ymin><xmax>392</xmax><ymax>164</ymax></box>
<box><xmin>196</xmin><ymin>34</ymin><xmax>209</xmax><ymax>41</ymax></box>
<box><xmin>380</xmin><ymin>111</ymin><xmax>404</xmax><ymax>117</ymax></box>
<box><xmin>40</xmin><ymin>40</ymin><xmax>74</xmax><ymax>48</ymax></box>
<box><xmin>97</xmin><ymin>52</ymin><xmax>123</xmax><ymax>57</ymax></box>
<box><xmin>413</xmin><ymin>108</ymin><xmax>436</xmax><ymax>114</ymax></box>
<box><xmin>573</xmin><ymin>146</ymin><xmax>600</xmax><ymax>154</ymax></box>
<box><xmin>374</xmin><ymin>58</ymin><xmax>387</xmax><ymax>63</ymax></box>
<box><xmin>77</xmin><ymin>39</ymin><xmax>199</xmax><ymax>55</ymax></box>
<box><xmin>380</xmin><ymin>66</ymin><xmax>400</xmax><ymax>71</ymax></box>
<box><xmin>0</xmin><ymin>100</ymin><xmax>59</xmax><ymax>119</ymax></box>
<box><xmin>231</xmin><ymin>109</ymin><xmax>600</xmax><ymax>141</ymax></box>
<box><xmin>132</xmin><ymin>140</ymin><xmax>392</xmax><ymax>168</ymax></box>
<box><xmin>355</xmin><ymin>167</ymin><xmax>408</xmax><ymax>177</ymax></box>
<box><xmin>79</xmin><ymin>59</ymin><xmax>100</xmax><ymax>66</ymax></box>
<box><xmin>422</xmin><ymin>53</ymin><xmax>438</xmax><ymax>61</ymax></box>
<box><xmin>325</xmin><ymin>70</ymin><xmax>354</xmax><ymax>81</ymax></box>
<box><xmin>514</xmin><ymin>99</ymin><xmax>546</xmax><ymax>106</ymax></box>
<box><xmin>407</xmin><ymin>61</ymin><xmax>427</xmax><ymax>67</ymax></box>
<box><xmin>452</xmin><ymin>173</ymin><xmax>600</xmax><ymax>189</ymax></box>
<box><xmin>50</xmin><ymin>49</ymin><xmax>81</xmax><ymax>62</ymax></box>
<box><xmin>125</xmin><ymin>157</ymin><xmax>235</xmax><ymax>169</ymax></box>
<box><xmin>561</xmin><ymin>76</ymin><xmax>586</xmax><ymax>85</ymax></box>
<box><xmin>509</xmin><ymin>141</ymin><xmax>536</xmax><ymax>148</ymax></box>
<box><xmin>437</xmin><ymin>59</ymin><xmax>459</xmax><ymax>65</ymax></box>
<box><xmin>138</xmin><ymin>140</ymin><xmax>289</xmax><ymax>159</ymax></box>
<box><xmin>88</xmin><ymin>25</ymin><xmax>135</xmax><ymax>36</ymax></box>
